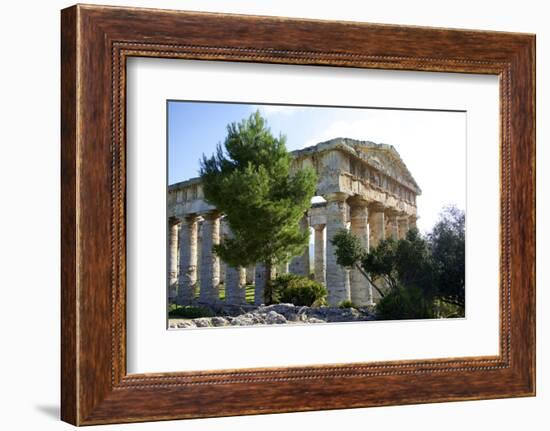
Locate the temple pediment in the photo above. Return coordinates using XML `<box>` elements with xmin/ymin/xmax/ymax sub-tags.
<box><xmin>293</xmin><ymin>138</ymin><xmax>420</xmax><ymax>194</ymax></box>
<box><xmin>350</xmin><ymin>141</ymin><xmax>421</xmax><ymax>195</ymax></box>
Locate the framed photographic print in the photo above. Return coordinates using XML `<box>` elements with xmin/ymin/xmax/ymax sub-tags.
<box><xmin>61</xmin><ymin>4</ymin><xmax>535</xmax><ymax>425</ymax></box>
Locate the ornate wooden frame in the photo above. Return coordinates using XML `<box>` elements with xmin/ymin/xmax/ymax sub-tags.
<box><xmin>61</xmin><ymin>4</ymin><xmax>536</xmax><ymax>426</ymax></box>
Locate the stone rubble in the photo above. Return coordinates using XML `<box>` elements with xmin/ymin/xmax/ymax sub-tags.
<box><xmin>169</xmin><ymin>303</ymin><xmax>375</xmax><ymax>329</ymax></box>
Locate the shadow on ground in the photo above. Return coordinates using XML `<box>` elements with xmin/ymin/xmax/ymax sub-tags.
<box><xmin>35</xmin><ymin>404</ymin><xmax>59</xmax><ymax>420</ymax></box>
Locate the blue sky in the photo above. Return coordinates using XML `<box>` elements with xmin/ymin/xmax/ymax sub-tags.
<box><xmin>168</xmin><ymin>101</ymin><xmax>362</xmax><ymax>184</ymax></box>
<box><xmin>168</xmin><ymin>101</ymin><xmax>466</xmax><ymax>233</ymax></box>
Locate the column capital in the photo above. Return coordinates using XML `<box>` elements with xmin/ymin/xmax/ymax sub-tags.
<box><xmin>199</xmin><ymin>210</ymin><xmax>221</xmax><ymax>221</ymax></box>
<box><xmin>324</xmin><ymin>192</ymin><xmax>349</xmax><ymax>203</ymax></box>
<box><xmin>312</xmin><ymin>223</ymin><xmax>326</xmax><ymax>231</ymax></box>
<box><xmin>347</xmin><ymin>195</ymin><xmax>369</xmax><ymax>208</ymax></box>
<box><xmin>168</xmin><ymin>216</ymin><xmax>181</xmax><ymax>226</ymax></box>
<box><xmin>182</xmin><ymin>213</ymin><xmax>198</xmax><ymax>223</ymax></box>
<box><xmin>384</xmin><ymin>208</ymin><xmax>400</xmax><ymax>217</ymax></box>
<box><xmin>368</xmin><ymin>201</ymin><xmax>386</xmax><ymax>212</ymax></box>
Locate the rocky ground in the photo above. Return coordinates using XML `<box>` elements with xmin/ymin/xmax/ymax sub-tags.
<box><xmin>168</xmin><ymin>303</ymin><xmax>376</xmax><ymax>329</ymax></box>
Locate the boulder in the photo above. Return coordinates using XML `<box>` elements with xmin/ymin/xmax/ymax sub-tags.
<box><xmin>211</xmin><ymin>316</ymin><xmax>228</xmax><ymax>327</ymax></box>
<box><xmin>176</xmin><ymin>320</ymin><xmax>197</xmax><ymax>329</ymax></box>
<box><xmin>231</xmin><ymin>314</ymin><xmax>256</xmax><ymax>326</ymax></box>
<box><xmin>193</xmin><ymin>317</ymin><xmax>212</xmax><ymax>328</ymax></box>
<box><xmin>265</xmin><ymin>310</ymin><xmax>287</xmax><ymax>325</ymax></box>
<box><xmin>258</xmin><ymin>303</ymin><xmax>296</xmax><ymax>319</ymax></box>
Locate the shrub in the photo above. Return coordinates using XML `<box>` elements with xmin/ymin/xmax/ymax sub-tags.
<box><xmin>168</xmin><ymin>305</ymin><xmax>214</xmax><ymax>319</ymax></box>
<box><xmin>312</xmin><ymin>297</ymin><xmax>327</xmax><ymax>307</ymax></box>
<box><xmin>272</xmin><ymin>273</ymin><xmax>300</xmax><ymax>293</ymax></box>
<box><xmin>375</xmin><ymin>286</ymin><xmax>434</xmax><ymax>320</ymax></box>
<box><xmin>272</xmin><ymin>274</ymin><xmax>326</xmax><ymax>306</ymax></box>
<box><xmin>338</xmin><ymin>300</ymin><xmax>357</xmax><ymax>309</ymax></box>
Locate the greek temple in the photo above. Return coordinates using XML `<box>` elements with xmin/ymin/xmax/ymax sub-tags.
<box><xmin>168</xmin><ymin>138</ymin><xmax>421</xmax><ymax>307</ymax></box>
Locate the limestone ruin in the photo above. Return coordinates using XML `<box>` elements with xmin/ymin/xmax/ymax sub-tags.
<box><xmin>168</xmin><ymin>138</ymin><xmax>421</xmax><ymax>307</ymax></box>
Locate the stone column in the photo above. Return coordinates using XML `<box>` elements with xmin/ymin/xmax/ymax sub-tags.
<box><xmin>246</xmin><ymin>265</ymin><xmax>255</xmax><ymax>285</ymax></box>
<box><xmin>239</xmin><ymin>267</ymin><xmax>247</xmax><ymax>288</ymax></box>
<box><xmin>325</xmin><ymin>192</ymin><xmax>351</xmax><ymax>306</ymax></box>
<box><xmin>349</xmin><ymin>197</ymin><xmax>372</xmax><ymax>306</ymax></box>
<box><xmin>368</xmin><ymin>203</ymin><xmax>386</xmax><ymax>248</ymax></box>
<box><xmin>254</xmin><ymin>263</ymin><xmax>266</xmax><ymax>306</ymax></box>
<box><xmin>225</xmin><ymin>266</ymin><xmax>246</xmax><ymax>305</ymax></box>
<box><xmin>254</xmin><ymin>263</ymin><xmax>276</xmax><ymax>305</ymax></box>
<box><xmin>278</xmin><ymin>261</ymin><xmax>290</xmax><ymax>275</ymax></box>
<box><xmin>176</xmin><ymin>214</ymin><xmax>198</xmax><ymax>304</ymax></box>
<box><xmin>219</xmin><ymin>218</ymin><xmax>228</xmax><ymax>285</ymax></box>
<box><xmin>219</xmin><ymin>262</ymin><xmax>227</xmax><ymax>286</ymax></box>
<box><xmin>168</xmin><ymin>218</ymin><xmax>180</xmax><ymax>303</ymax></box>
<box><xmin>198</xmin><ymin>211</ymin><xmax>221</xmax><ymax>304</ymax></box>
<box><xmin>222</xmin><ymin>221</ymin><xmax>247</xmax><ymax>305</ymax></box>
<box><xmin>398</xmin><ymin>216</ymin><xmax>410</xmax><ymax>239</ymax></box>
<box><xmin>386</xmin><ymin>211</ymin><xmax>399</xmax><ymax>240</ymax></box>
<box><xmin>313</xmin><ymin>224</ymin><xmax>326</xmax><ymax>284</ymax></box>
<box><xmin>289</xmin><ymin>214</ymin><xmax>310</xmax><ymax>276</ymax></box>
<box><xmin>196</xmin><ymin>221</ymin><xmax>203</xmax><ymax>286</ymax></box>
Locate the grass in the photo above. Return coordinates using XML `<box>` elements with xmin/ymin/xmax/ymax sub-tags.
<box><xmin>168</xmin><ymin>284</ymin><xmax>254</xmax><ymax>319</ymax></box>
<box><xmin>218</xmin><ymin>283</ymin><xmax>255</xmax><ymax>304</ymax></box>
<box><xmin>169</xmin><ymin>284</ymin><xmax>257</xmax><ymax>319</ymax></box>
<box><xmin>168</xmin><ymin>304</ymin><xmax>214</xmax><ymax>319</ymax></box>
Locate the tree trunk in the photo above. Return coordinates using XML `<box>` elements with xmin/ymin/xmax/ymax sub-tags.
<box><xmin>354</xmin><ymin>263</ymin><xmax>386</xmax><ymax>298</ymax></box>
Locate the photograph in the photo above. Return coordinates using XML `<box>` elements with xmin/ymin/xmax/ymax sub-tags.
<box><xmin>167</xmin><ymin>101</ymin><xmax>466</xmax><ymax>329</ymax></box>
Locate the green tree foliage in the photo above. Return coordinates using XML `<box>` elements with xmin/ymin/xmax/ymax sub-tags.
<box><xmin>331</xmin><ymin>205</ymin><xmax>465</xmax><ymax>319</ymax></box>
<box><xmin>271</xmin><ymin>274</ymin><xmax>327</xmax><ymax>307</ymax></box>
<box><xmin>428</xmin><ymin>206</ymin><xmax>465</xmax><ymax>309</ymax></box>
<box><xmin>361</xmin><ymin>237</ymin><xmax>400</xmax><ymax>291</ymax></box>
<box><xmin>393</xmin><ymin>229</ymin><xmax>438</xmax><ymax>300</ymax></box>
<box><xmin>331</xmin><ymin>228</ymin><xmax>365</xmax><ymax>268</ymax></box>
<box><xmin>199</xmin><ymin>111</ymin><xmax>317</xmax><ymax>303</ymax></box>
<box><xmin>376</xmin><ymin>286</ymin><xmax>434</xmax><ymax>320</ymax></box>
<box><xmin>363</xmin><ymin>229</ymin><xmax>436</xmax><ymax>300</ymax></box>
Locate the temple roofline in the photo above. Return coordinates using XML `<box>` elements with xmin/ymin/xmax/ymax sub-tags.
<box><xmin>169</xmin><ymin>137</ymin><xmax>421</xmax><ymax>196</ymax></box>
<box><xmin>291</xmin><ymin>138</ymin><xmax>421</xmax><ymax>194</ymax></box>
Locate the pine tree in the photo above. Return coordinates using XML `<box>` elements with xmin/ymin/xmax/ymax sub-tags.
<box><xmin>199</xmin><ymin>110</ymin><xmax>317</xmax><ymax>304</ymax></box>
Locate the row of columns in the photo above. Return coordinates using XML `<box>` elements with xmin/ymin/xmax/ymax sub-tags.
<box><xmin>169</xmin><ymin>199</ymin><xmax>416</xmax><ymax>307</ymax></box>
<box><xmin>319</xmin><ymin>193</ymin><xmax>416</xmax><ymax>306</ymax></box>
<box><xmin>169</xmin><ymin>212</ymin><xmax>251</xmax><ymax>306</ymax></box>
